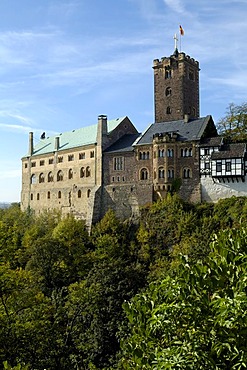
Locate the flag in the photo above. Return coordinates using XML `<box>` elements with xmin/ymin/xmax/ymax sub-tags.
<box><xmin>179</xmin><ymin>25</ymin><xmax>184</xmax><ymax>36</ymax></box>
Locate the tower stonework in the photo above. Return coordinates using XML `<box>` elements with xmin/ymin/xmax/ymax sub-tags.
<box><xmin>153</xmin><ymin>51</ymin><xmax>200</xmax><ymax>123</ymax></box>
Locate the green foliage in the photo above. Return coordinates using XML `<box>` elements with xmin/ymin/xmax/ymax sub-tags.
<box><xmin>0</xmin><ymin>196</ymin><xmax>247</xmax><ymax>368</ymax></box>
<box><xmin>217</xmin><ymin>102</ymin><xmax>247</xmax><ymax>142</ymax></box>
<box><xmin>119</xmin><ymin>227</ymin><xmax>247</xmax><ymax>369</ymax></box>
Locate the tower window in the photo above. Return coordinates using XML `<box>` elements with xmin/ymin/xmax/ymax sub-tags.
<box><xmin>30</xmin><ymin>174</ymin><xmax>36</xmax><ymax>184</ymax></box>
<box><xmin>79</xmin><ymin>152</ymin><xmax>85</xmax><ymax>160</ymax></box>
<box><xmin>165</xmin><ymin>87</ymin><xmax>172</xmax><ymax>96</ymax></box>
<box><xmin>68</xmin><ymin>154</ymin><xmax>74</xmax><ymax>161</ymax></box>
<box><xmin>189</xmin><ymin>69</ymin><xmax>195</xmax><ymax>81</ymax></box>
<box><xmin>158</xmin><ymin>168</ymin><xmax>165</xmax><ymax>179</ymax></box>
<box><xmin>80</xmin><ymin>167</ymin><xmax>85</xmax><ymax>178</ymax></box>
<box><xmin>165</xmin><ymin>67</ymin><xmax>172</xmax><ymax>79</ymax></box>
<box><xmin>78</xmin><ymin>190</ymin><xmax>81</xmax><ymax>198</ymax></box>
<box><xmin>166</xmin><ymin>106</ymin><xmax>171</xmax><ymax>114</ymax></box>
<box><xmin>58</xmin><ymin>191</ymin><xmax>61</xmax><ymax>199</ymax></box>
<box><xmin>47</xmin><ymin>191</ymin><xmax>50</xmax><ymax>199</ymax></box>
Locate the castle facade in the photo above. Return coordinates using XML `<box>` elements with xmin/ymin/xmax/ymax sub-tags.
<box><xmin>21</xmin><ymin>48</ymin><xmax>247</xmax><ymax>226</ymax></box>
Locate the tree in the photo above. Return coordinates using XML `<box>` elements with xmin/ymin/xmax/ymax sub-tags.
<box><xmin>119</xmin><ymin>227</ymin><xmax>247</xmax><ymax>369</ymax></box>
<box><xmin>217</xmin><ymin>102</ymin><xmax>247</xmax><ymax>142</ymax></box>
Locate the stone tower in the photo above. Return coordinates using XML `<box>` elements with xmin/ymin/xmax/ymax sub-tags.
<box><xmin>153</xmin><ymin>49</ymin><xmax>200</xmax><ymax>123</ymax></box>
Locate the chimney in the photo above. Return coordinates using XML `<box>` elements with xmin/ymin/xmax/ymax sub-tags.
<box><xmin>55</xmin><ymin>136</ymin><xmax>60</xmax><ymax>151</ymax></box>
<box><xmin>98</xmin><ymin>115</ymin><xmax>108</xmax><ymax>136</ymax></box>
<box><xmin>28</xmin><ymin>132</ymin><xmax>33</xmax><ymax>156</ymax></box>
<box><xmin>184</xmin><ymin>114</ymin><xmax>189</xmax><ymax>123</ymax></box>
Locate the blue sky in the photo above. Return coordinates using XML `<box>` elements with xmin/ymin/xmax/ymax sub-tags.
<box><xmin>0</xmin><ymin>0</ymin><xmax>246</xmax><ymax>202</ymax></box>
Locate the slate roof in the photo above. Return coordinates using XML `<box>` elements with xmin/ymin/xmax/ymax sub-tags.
<box><xmin>200</xmin><ymin>136</ymin><xmax>223</xmax><ymax>147</ymax></box>
<box><xmin>211</xmin><ymin>143</ymin><xmax>246</xmax><ymax>159</ymax></box>
<box><xmin>104</xmin><ymin>133</ymin><xmax>141</xmax><ymax>153</ymax></box>
<box><xmin>135</xmin><ymin>115</ymin><xmax>213</xmax><ymax>145</ymax></box>
<box><xmin>28</xmin><ymin>117</ymin><xmax>128</xmax><ymax>157</ymax></box>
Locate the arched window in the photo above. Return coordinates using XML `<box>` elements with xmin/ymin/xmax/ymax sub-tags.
<box><xmin>39</xmin><ymin>173</ymin><xmax>44</xmax><ymax>183</ymax></box>
<box><xmin>167</xmin><ymin>148</ymin><xmax>174</xmax><ymax>157</ymax></box>
<box><xmin>78</xmin><ymin>189</ymin><xmax>81</xmax><ymax>198</ymax></box>
<box><xmin>166</xmin><ymin>106</ymin><xmax>171</xmax><ymax>114</ymax></box>
<box><xmin>189</xmin><ymin>148</ymin><xmax>193</xmax><ymax>157</ymax></box>
<box><xmin>140</xmin><ymin>168</ymin><xmax>148</xmax><ymax>180</ymax></box>
<box><xmin>58</xmin><ymin>191</ymin><xmax>61</xmax><ymax>199</ymax></box>
<box><xmin>139</xmin><ymin>152</ymin><xmax>142</xmax><ymax>160</ymax></box>
<box><xmin>57</xmin><ymin>170</ymin><xmax>63</xmax><ymax>181</ymax></box>
<box><xmin>87</xmin><ymin>189</ymin><xmax>91</xmax><ymax>198</ymax></box>
<box><xmin>183</xmin><ymin>168</ymin><xmax>191</xmax><ymax>178</ymax></box>
<box><xmin>30</xmin><ymin>174</ymin><xmax>36</xmax><ymax>184</ymax></box>
<box><xmin>165</xmin><ymin>87</ymin><xmax>172</xmax><ymax>96</ymax></box>
<box><xmin>80</xmin><ymin>167</ymin><xmax>85</xmax><ymax>178</ymax></box>
<box><xmin>68</xmin><ymin>169</ymin><xmax>73</xmax><ymax>179</ymax></box>
<box><xmin>158</xmin><ymin>167</ymin><xmax>165</xmax><ymax>179</ymax></box>
<box><xmin>47</xmin><ymin>191</ymin><xmax>50</xmax><ymax>199</ymax></box>
<box><xmin>158</xmin><ymin>149</ymin><xmax>165</xmax><ymax>158</ymax></box>
<box><xmin>48</xmin><ymin>172</ymin><xmax>53</xmax><ymax>182</ymax></box>
<box><xmin>184</xmin><ymin>148</ymin><xmax>188</xmax><ymax>157</ymax></box>
<box><xmin>165</xmin><ymin>68</ymin><xmax>171</xmax><ymax>79</ymax></box>
<box><xmin>168</xmin><ymin>168</ymin><xmax>174</xmax><ymax>179</ymax></box>
<box><xmin>86</xmin><ymin>166</ymin><xmax>91</xmax><ymax>177</ymax></box>
<box><xmin>146</xmin><ymin>151</ymin><xmax>150</xmax><ymax>160</ymax></box>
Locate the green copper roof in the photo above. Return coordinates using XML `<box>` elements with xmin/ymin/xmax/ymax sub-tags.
<box><xmin>29</xmin><ymin>117</ymin><xmax>127</xmax><ymax>157</ymax></box>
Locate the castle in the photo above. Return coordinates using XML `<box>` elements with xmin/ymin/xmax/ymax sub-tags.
<box><xmin>21</xmin><ymin>45</ymin><xmax>247</xmax><ymax>227</ymax></box>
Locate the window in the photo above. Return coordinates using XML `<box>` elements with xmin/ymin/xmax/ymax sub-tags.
<box><xmin>158</xmin><ymin>149</ymin><xmax>165</xmax><ymax>158</ymax></box>
<box><xmin>58</xmin><ymin>191</ymin><xmax>61</xmax><ymax>199</ymax></box>
<box><xmin>24</xmin><ymin>163</ymin><xmax>28</xmax><ymax>168</ymax></box>
<box><xmin>31</xmin><ymin>162</ymin><xmax>36</xmax><ymax>167</ymax></box>
<box><xmin>86</xmin><ymin>166</ymin><xmax>91</xmax><ymax>177</ymax></box>
<box><xmin>205</xmin><ymin>162</ymin><xmax>210</xmax><ymax>170</ymax></box>
<box><xmin>112</xmin><ymin>176</ymin><xmax>115</xmax><ymax>182</ymax></box>
<box><xmin>114</xmin><ymin>157</ymin><xmax>124</xmax><ymax>170</ymax></box>
<box><xmin>48</xmin><ymin>172</ymin><xmax>53</xmax><ymax>182</ymax></box>
<box><xmin>49</xmin><ymin>158</ymin><xmax>54</xmax><ymax>164</ymax></box>
<box><xmin>31</xmin><ymin>174</ymin><xmax>36</xmax><ymax>184</ymax></box>
<box><xmin>68</xmin><ymin>169</ymin><xmax>73</xmax><ymax>179</ymax></box>
<box><xmin>68</xmin><ymin>154</ymin><xmax>74</xmax><ymax>162</ymax></box>
<box><xmin>87</xmin><ymin>189</ymin><xmax>91</xmax><ymax>197</ymax></box>
<box><xmin>189</xmin><ymin>69</ymin><xmax>195</xmax><ymax>81</ymax></box>
<box><xmin>165</xmin><ymin>67</ymin><xmax>171</xmax><ymax>79</ymax></box>
<box><xmin>166</xmin><ymin>106</ymin><xmax>171</xmax><ymax>114</ymax></box>
<box><xmin>216</xmin><ymin>162</ymin><xmax>222</xmax><ymax>172</ymax></box>
<box><xmin>57</xmin><ymin>170</ymin><xmax>63</xmax><ymax>181</ymax></box>
<box><xmin>39</xmin><ymin>173</ymin><xmax>45</xmax><ymax>183</ymax></box>
<box><xmin>90</xmin><ymin>151</ymin><xmax>94</xmax><ymax>158</ymax></box>
<box><xmin>40</xmin><ymin>160</ymin><xmax>45</xmax><ymax>166</ymax></box>
<box><xmin>47</xmin><ymin>191</ymin><xmax>50</xmax><ymax>199</ymax></box>
<box><xmin>79</xmin><ymin>152</ymin><xmax>85</xmax><ymax>160</ymax></box>
<box><xmin>37</xmin><ymin>193</ymin><xmax>40</xmax><ymax>200</ymax></box>
<box><xmin>80</xmin><ymin>167</ymin><xmax>85</xmax><ymax>178</ymax></box>
<box><xmin>188</xmin><ymin>148</ymin><xmax>192</xmax><ymax>157</ymax></box>
<box><xmin>168</xmin><ymin>168</ymin><xmax>174</xmax><ymax>179</ymax></box>
<box><xmin>183</xmin><ymin>168</ymin><xmax>191</xmax><ymax>178</ymax></box>
<box><xmin>30</xmin><ymin>193</ymin><xmax>33</xmax><ymax>200</ymax></box>
<box><xmin>140</xmin><ymin>168</ymin><xmax>148</xmax><ymax>180</ymax></box>
<box><xmin>165</xmin><ymin>87</ymin><xmax>172</xmax><ymax>96</ymax></box>
<box><xmin>58</xmin><ymin>156</ymin><xmax>63</xmax><ymax>163</ymax></box>
<box><xmin>167</xmin><ymin>149</ymin><xmax>174</xmax><ymax>157</ymax></box>
<box><xmin>158</xmin><ymin>168</ymin><xmax>165</xmax><ymax>178</ymax></box>
<box><xmin>78</xmin><ymin>190</ymin><xmax>81</xmax><ymax>198</ymax></box>
<box><xmin>226</xmin><ymin>161</ymin><xmax>231</xmax><ymax>172</ymax></box>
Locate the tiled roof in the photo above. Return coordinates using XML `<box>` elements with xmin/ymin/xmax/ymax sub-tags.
<box><xmin>135</xmin><ymin>115</ymin><xmax>213</xmax><ymax>145</ymax></box>
<box><xmin>104</xmin><ymin>133</ymin><xmax>141</xmax><ymax>153</ymax></box>
<box><xmin>211</xmin><ymin>143</ymin><xmax>246</xmax><ymax>159</ymax></box>
<box><xmin>29</xmin><ymin>117</ymin><xmax>127</xmax><ymax>157</ymax></box>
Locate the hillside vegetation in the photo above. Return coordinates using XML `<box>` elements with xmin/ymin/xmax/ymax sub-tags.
<box><xmin>0</xmin><ymin>195</ymin><xmax>247</xmax><ymax>369</ymax></box>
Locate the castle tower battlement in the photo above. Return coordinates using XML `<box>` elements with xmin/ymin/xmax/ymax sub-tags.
<box><xmin>153</xmin><ymin>51</ymin><xmax>200</xmax><ymax>123</ymax></box>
